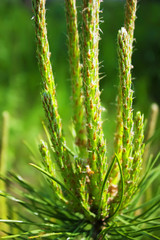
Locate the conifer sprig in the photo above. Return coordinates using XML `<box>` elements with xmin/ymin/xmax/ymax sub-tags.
<box><xmin>65</xmin><ymin>0</ymin><xmax>86</xmax><ymax>157</ymax></box>
<box><xmin>64</xmin><ymin>1</ymin><xmax>90</xmax><ymax>210</ymax></box>
<box><xmin>32</xmin><ymin>0</ymin><xmax>79</xmax><ymax>203</ymax></box>
<box><xmin>112</xmin><ymin>0</ymin><xmax>145</xmax><ymax>209</ymax></box>
<box><xmin>1</xmin><ymin>0</ymin><xmax>159</xmax><ymax>239</ymax></box>
<box><xmin>82</xmin><ymin>0</ymin><xmax>107</xmax><ymax>210</ymax></box>
<box><xmin>32</xmin><ymin>0</ymin><xmax>67</xmax><ymax>168</ymax></box>
<box><xmin>111</xmin><ymin>2</ymin><xmax>138</xmax><ymax>199</ymax></box>
<box><xmin>117</xmin><ymin>27</ymin><xmax>134</xmax><ymax>187</ymax></box>
<box><xmin>114</xmin><ymin>0</ymin><xmax>137</xmax><ymax>162</ymax></box>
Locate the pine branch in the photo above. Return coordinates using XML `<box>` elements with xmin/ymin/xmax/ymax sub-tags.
<box><xmin>117</xmin><ymin>27</ymin><xmax>134</xmax><ymax>183</ymax></box>
<box><xmin>112</xmin><ymin>0</ymin><xmax>141</xmax><ymax>209</ymax></box>
<box><xmin>65</xmin><ymin>0</ymin><xmax>86</xmax><ymax>158</ymax></box>
<box><xmin>114</xmin><ymin>0</ymin><xmax>137</xmax><ymax>166</ymax></box>
<box><xmin>32</xmin><ymin>0</ymin><xmax>81</xmax><ymax>206</ymax></box>
<box><xmin>32</xmin><ymin>0</ymin><xmax>67</xmax><ymax>169</ymax></box>
<box><xmin>1</xmin><ymin>1</ymin><xmax>159</xmax><ymax>239</ymax></box>
<box><xmin>82</xmin><ymin>0</ymin><xmax>107</xmax><ymax>210</ymax></box>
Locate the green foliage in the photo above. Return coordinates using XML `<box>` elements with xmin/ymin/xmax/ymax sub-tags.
<box><xmin>0</xmin><ymin>154</ymin><xmax>160</xmax><ymax>239</ymax></box>
<box><xmin>0</xmin><ymin>0</ymin><xmax>160</xmax><ymax>239</ymax></box>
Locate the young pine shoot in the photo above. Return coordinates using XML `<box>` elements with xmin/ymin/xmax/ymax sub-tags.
<box><xmin>0</xmin><ymin>0</ymin><xmax>160</xmax><ymax>239</ymax></box>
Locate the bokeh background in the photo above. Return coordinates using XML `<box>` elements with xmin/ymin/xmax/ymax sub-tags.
<box><xmin>0</xmin><ymin>0</ymin><xmax>160</xmax><ymax>179</ymax></box>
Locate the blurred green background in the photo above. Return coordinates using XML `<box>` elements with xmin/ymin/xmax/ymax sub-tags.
<box><xmin>0</xmin><ymin>0</ymin><xmax>160</xmax><ymax>177</ymax></box>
